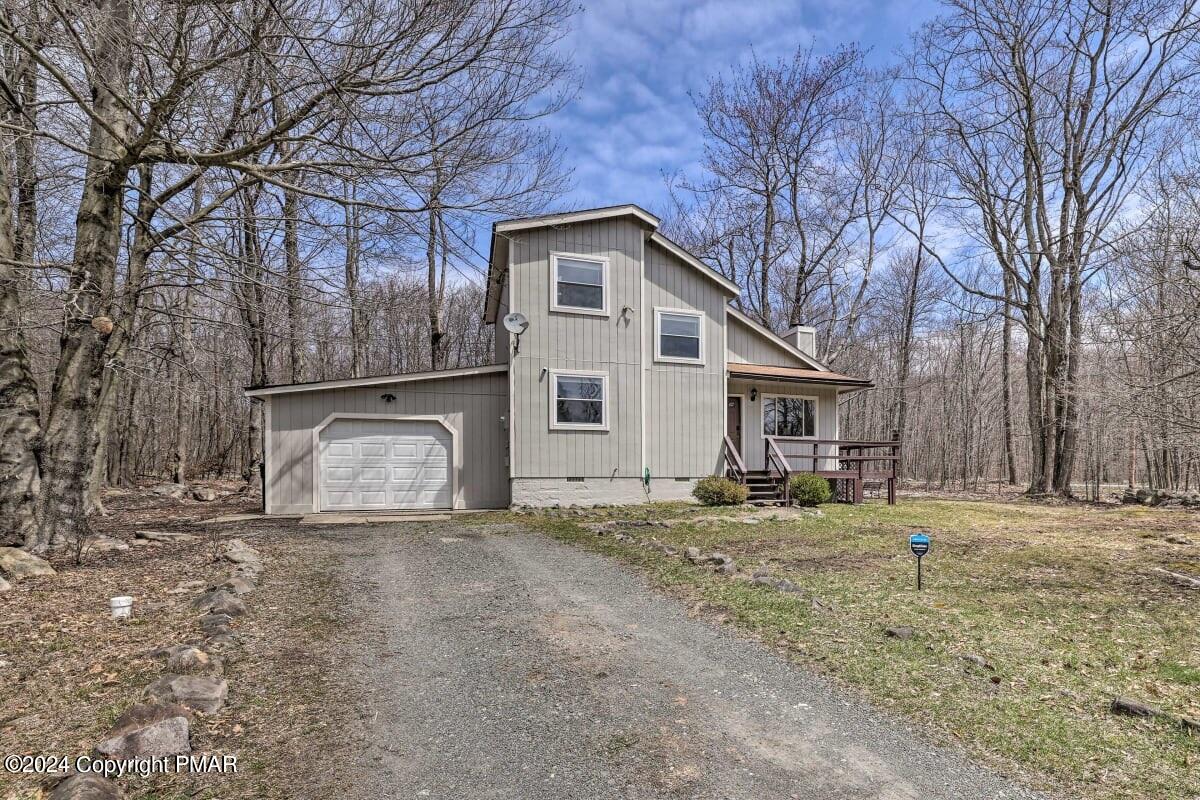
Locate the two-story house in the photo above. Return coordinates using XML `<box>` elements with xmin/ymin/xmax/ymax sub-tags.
<box><xmin>247</xmin><ymin>205</ymin><xmax>878</xmax><ymax>513</ymax></box>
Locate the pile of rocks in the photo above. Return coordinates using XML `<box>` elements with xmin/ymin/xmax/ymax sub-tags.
<box><xmin>47</xmin><ymin>537</ymin><xmax>265</xmax><ymax>800</ymax></box>
<box><xmin>1120</xmin><ymin>487</ymin><xmax>1200</xmax><ymax>508</ymax></box>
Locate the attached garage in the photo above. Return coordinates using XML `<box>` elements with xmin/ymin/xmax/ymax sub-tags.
<box><xmin>248</xmin><ymin>365</ymin><xmax>510</xmax><ymax>514</ymax></box>
<box><xmin>317</xmin><ymin>417</ymin><xmax>455</xmax><ymax>511</ymax></box>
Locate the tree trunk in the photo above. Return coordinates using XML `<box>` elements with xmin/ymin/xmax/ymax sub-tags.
<box><xmin>0</xmin><ymin>57</ymin><xmax>43</xmax><ymax>547</ymax></box>
<box><xmin>343</xmin><ymin>185</ymin><xmax>364</xmax><ymax>378</ymax></box>
<box><xmin>1000</xmin><ymin>273</ymin><xmax>1018</xmax><ymax>485</ymax></box>
<box><xmin>29</xmin><ymin>0</ymin><xmax>133</xmax><ymax>552</ymax></box>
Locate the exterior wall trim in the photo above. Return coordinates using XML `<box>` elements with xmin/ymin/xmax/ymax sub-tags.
<box><xmin>246</xmin><ymin>363</ymin><xmax>509</xmax><ymax>398</ymax></box>
<box><xmin>310</xmin><ymin>413</ymin><xmax>461</xmax><ymax>512</ymax></box>
<box><xmin>653</xmin><ymin>306</ymin><xmax>705</xmax><ymax>365</ymax></box>
<box><xmin>547</xmin><ymin>369</ymin><xmax>610</xmax><ymax>432</ymax></box>
<box><xmin>727</xmin><ymin>392</ymin><xmax>746</xmax><ymax>465</ymax></box>
<box><xmin>263</xmin><ymin>397</ymin><xmax>273</xmax><ymax>514</ymax></box>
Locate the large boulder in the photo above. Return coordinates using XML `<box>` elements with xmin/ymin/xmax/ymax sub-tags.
<box><xmin>94</xmin><ymin>703</ymin><xmax>190</xmax><ymax>758</ymax></box>
<box><xmin>144</xmin><ymin>675</ymin><xmax>228</xmax><ymax>714</ymax></box>
<box><xmin>48</xmin><ymin>774</ymin><xmax>122</xmax><ymax>800</ymax></box>
<box><xmin>0</xmin><ymin>547</ymin><xmax>55</xmax><ymax>580</ymax></box>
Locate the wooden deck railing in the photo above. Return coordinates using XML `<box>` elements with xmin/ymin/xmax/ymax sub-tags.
<box><xmin>722</xmin><ymin>434</ymin><xmax>747</xmax><ymax>484</ymax></box>
<box><xmin>765</xmin><ymin>436</ymin><xmax>792</xmax><ymax>504</ymax></box>
<box><xmin>766</xmin><ymin>434</ymin><xmax>901</xmax><ymax>504</ymax></box>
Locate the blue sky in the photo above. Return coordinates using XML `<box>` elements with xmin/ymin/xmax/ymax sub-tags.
<box><xmin>546</xmin><ymin>0</ymin><xmax>943</xmax><ymax>214</ymax></box>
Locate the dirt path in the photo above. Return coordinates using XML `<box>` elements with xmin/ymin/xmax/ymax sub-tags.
<box><xmin>315</xmin><ymin>520</ymin><xmax>1047</xmax><ymax>800</ymax></box>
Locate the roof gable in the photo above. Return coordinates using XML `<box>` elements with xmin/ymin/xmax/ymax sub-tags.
<box><xmin>726</xmin><ymin>307</ymin><xmax>829</xmax><ymax>371</ymax></box>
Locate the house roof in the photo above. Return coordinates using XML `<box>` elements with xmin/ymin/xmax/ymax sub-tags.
<box><xmin>727</xmin><ymin>362</ymin><xmax>873</xmax><ymax>389</ymax></box>
<box><xmin>244</xmin><ymin>364</ymin><xmax>509</xmax><ymax>398</ymax></box>
<box><xmin>484</xmin><ymin>204</ymin><xmax>739</xmax><ymax>323</ymax></box>
<box><xmin>725</xmin><ymin>306</ymin><xmax>830</xmax><ymax>371</ymax></box>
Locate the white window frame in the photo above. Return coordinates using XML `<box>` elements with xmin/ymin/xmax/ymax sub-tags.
<box><xmin>549</xmin><ymin>252</ymin><xmax>609</xmax><ymax>316</ymax></box>
<box><xmin>760</xmin><ymin>393</ymin><xmax>819</xmax><ymax>439</ymax></box>
<box><xmin>653</xmin><ymin>307</ymin><xmax>705</xmax><ymax>365</ymax></box>
<box><xmin>549</xmin><ymin>369</ymin><xmax>609</xmax><ymax>431</ymax></box>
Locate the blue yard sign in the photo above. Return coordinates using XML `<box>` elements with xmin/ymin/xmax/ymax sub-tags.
<box><xmin>909</xmin><ymin>533</ymin><xmax>931</xmax><ymax>589</ymax></box>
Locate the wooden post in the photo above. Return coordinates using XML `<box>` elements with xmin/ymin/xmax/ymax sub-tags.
<box><xmin>889</xmin><ymin>428</ymin><xmax>900</xmax><ymax>505</ymax></box>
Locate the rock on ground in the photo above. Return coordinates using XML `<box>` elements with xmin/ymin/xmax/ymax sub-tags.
<box><xmin>145</xmin><ymin>675</ymin><xmax>229</xmax><ymax>714</ymax></box>
<box><xmin>198</xmin><ymin>613</ymin><xmax>234</xmax><ymax>635</ymax></box>
<box><xmin>1110</xmin><ymin>696</ymin><xmax>1162</xmax><ymax>718</ymax></box>
<box><xmin>191</xmin><ymin>589</ymin><xmax>247</xmax><ymax>616</ymax></box>
<box><xmin>192</xmin><ymin>487</ymin><xmax>218</xmax><ymax>502</ymax></box>
<box><xmin>164</xmin><ymin>644</ymin><xmax>220</xmax><ymax>674</ymax></box>
<box><xmin>88</xmin><ymin>535</ymin><xmax>129</xmax><ymax>553</ymax></box>
<box><xmin>150</xmin><ymin>483</ymin><xmax>189</xmax><ymax>500</ymax></box>
<box><xmin>136</xmin><ymin>530</ymin><xmax>198</xmax><ymax>543</ymax></box>
<box><xmin>0</xmin><ymin>547</ymin><xmax>55</xmax><ymax>580</ymax></box>
<box><xmin>0</xmin><ymin>576</ymin><xmax>10</xmax><ymax>592</ymax></box>
<box><xmin>48</xmin><ymin>774</ymin><xmax>122</xmax><ymax>800</ymax></box>
<box><xmin>885</xmin><ymin>626</ymin><xmax>914</xmax><ymax>640</ymax></box>
<box><xmin>94</xmin><ymin>703</ymin><xmax>191</xmax><ymax>758</ymax></box>
<box><xmin>221</xmin><ymin>538</ymin><xmax>264</xmax><ymax>571</ymax></box>
<box><xmin>218</xmin><ymin>575</ymin><xmax>256</xmax><ymax>595</ymax></box>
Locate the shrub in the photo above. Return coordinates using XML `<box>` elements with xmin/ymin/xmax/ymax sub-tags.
<box><xmin>693</xmin><ymin>476</ymin><xmax>749</xmax><ymax>506</ymax></box>
<box><xmin>788</xmin><ymin>473</ymin><xmax>832</xmax><ymax>506</ymax></box>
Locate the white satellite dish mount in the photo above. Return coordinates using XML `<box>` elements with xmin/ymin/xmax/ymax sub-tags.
<box><xmin>503</xmin><ymin>311</ymin><xmax>529</xmax><ymax>354</ymax></box>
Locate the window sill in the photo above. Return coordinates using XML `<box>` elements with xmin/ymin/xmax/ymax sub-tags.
<box><xmin>549</xmin><ymin>305</ymin><xmax>610</xmax><ymax>318</ymax></box>
<box><xmin>549</xmin><ymin>423</ymin><xmax>611</xmax><ymax>432</ymax></box>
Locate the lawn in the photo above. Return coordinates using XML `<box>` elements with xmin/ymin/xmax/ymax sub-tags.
<box><xmin>529</xmin><ymin>499</ymin><xmax>1200</xmax><ymax>800</ymax></box>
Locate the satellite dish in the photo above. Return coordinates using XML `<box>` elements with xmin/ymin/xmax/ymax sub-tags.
<box><xmin>503</xmin><ymin>312</ymin><xmax>529</xmax><ymax>335</ymax></box>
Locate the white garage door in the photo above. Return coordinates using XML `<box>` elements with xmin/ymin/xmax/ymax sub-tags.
<box><xmin>318</xmin><ymin>418</ymin><xmax>453</xmax><ymax>511</ymax></box>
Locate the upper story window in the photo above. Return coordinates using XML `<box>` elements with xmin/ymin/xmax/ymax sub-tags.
<box><xmin>654</xmin><ymin>308</ymin><xmax>704</xmax><ymax>364</ymax></box>
<box><xmin>550</xmin><ymin>370</ymin><xmax>608</xmax><ymax>430</ymax></box>
<box><xmin>762</xmin><ymin>395</ymin><xmax>816</xmax><ymax>438</ymax></box>
<box><xmin>550</xmin><ymin>252</ymin><xmax>608</xmax><ymax>315</ymax></box>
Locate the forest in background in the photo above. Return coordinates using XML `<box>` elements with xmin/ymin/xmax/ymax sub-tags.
<box><xmin>0</xmin><ymin>0</ymin><xmax>1198</xmax><ymax>551</ymax></box>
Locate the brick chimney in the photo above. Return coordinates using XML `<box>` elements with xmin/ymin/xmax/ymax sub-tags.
<box><xmin>783</xmin><ymin>325</ymin><xmax>817</xmax><ymax>358</ymax></box>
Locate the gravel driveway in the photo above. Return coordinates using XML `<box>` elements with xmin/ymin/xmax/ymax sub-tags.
<box><xmin>318</xmin><ymin>519</ymin><xmax>1045</xmax><ymax>800</ymax></box>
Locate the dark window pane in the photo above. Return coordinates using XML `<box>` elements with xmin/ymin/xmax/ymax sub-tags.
<box><xmin>557</xmin><ymin>282</ymin><xmax>604</xmax><ymax>309</ymax></box>
<box><xmin>557</xmin><ymin>259</ymin><xmax>604</xmax><ymax>285</ymax></box>
<box><xmin>556</xmin><ymin>399</ymin><xmax>603</xmax><ymax>424</ymax></box>
<box><xmin>660</xmin><ymin>314</ymin><xmax>700</xmax><ymax>336</ymax></box>
<box><xmin>763</xmin><ymin>399</ymin><xmax>776</xmax><ymax>435</ymax></box>
<box><xmin>660</xmin><ymin>334</ymin><xmax>700</xmax><ymax>358</ymax></box>
<box><xmin>556</xmin><ymin>376</ymin><xmax>603</xmax><ymax>399</ymax></box>
<box><xmin>774</xmin><ymin>398</ymin><xmax>814</xmax><ymax>437</ymax></box>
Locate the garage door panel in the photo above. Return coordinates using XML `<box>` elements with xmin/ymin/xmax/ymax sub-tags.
<box><xmin>319</xmin><ymin>418</ymin><xmax>453</xmax><ymax>511</ymax></box>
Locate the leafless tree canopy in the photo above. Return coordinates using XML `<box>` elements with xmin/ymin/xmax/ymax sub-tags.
<box><xmin>1</xmin><ymin>0</ymin><xmax>1198</xmax><ymax>552</ymax></box>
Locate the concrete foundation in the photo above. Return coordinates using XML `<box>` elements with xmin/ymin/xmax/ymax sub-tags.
<box><xmin>511</xmin><ymin>477</ymin><xmax>700</xmax><ymax>508</ymax></box>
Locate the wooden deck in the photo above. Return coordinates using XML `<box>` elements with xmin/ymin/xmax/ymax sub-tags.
<box><xmin>723</xmin><ymin>434</ymin><xmax>900</xmax><ymax>505</ymax></box>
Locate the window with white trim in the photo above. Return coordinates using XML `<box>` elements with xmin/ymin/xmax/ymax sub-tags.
<box><xmin>550</xmin><ymin>253</ymin><xmax>608</xmax><ymax>314</ymax></box>
<box><xmin>551</xmin><ymin>371</ymin><xmax>607</xmax><ymax>429</ymax></box>
<box><xmin>762</xmin><ymin>395</ymin><xmax>816</xmax><ymax>438</ymax></box>
<box><xmin>654</xmin><ymin>309</ymin><xmax>703</xmax><ymax>363</ymax></box>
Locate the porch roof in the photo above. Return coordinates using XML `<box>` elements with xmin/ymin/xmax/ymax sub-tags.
<box><xmin>727</xmin><ymin>362</ymin><xmax>873</xmax><ymax>389</ymax></box>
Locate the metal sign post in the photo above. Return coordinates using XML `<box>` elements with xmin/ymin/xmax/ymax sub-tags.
<box><xmin>909</xmin><ymin>533</ymin><xmax>931</xmax><ymax>590</ymax></box>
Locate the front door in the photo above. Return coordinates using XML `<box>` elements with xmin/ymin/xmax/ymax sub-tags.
<box><xmin>726</xmin><ymin>396</ymin><xmax>743</xmax><ymax>455</ymax></box>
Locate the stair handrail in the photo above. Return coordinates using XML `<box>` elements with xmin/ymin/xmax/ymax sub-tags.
<box><xmin>765</xmin><ymin>435</ymin><xmax>792</xmax><ymax>504</ymax></box>
<box><xmin>722</xmin><ymin>434</ymin><xmax>747</xmax><ymax>484</ymax></box>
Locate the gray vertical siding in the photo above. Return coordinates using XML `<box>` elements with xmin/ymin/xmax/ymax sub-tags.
<box><xmin>267</xmin><ymin>371</ymin><xmax>510</xmax><ymax>513</ymax></box>
<box><xmin>726</xmin><ymin>379</ymin><xmax>840</xmax><ymax>471</ymax></box>
<box><xmin>726</xmin><ymin>314</ymin><xmax>810</xmax><ymax>367</ymax></box>
<box><xmin>643</xmin><ymin>239</ymin><xmax>728</xmax><ymax>477</ymax></box>
<box><xmin>506</xmin><ymin>218</ymin><xmax>645</xmax><ymax>478</ymax></box>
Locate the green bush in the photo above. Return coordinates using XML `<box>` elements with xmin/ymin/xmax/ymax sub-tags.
<box><xmin>788</xmin><ymin>473</ymin><xmax>832</xmax><ymax>506</ymax></box>
<box><xmin>692</xmin><ymin>476</ymin><xmax>749</xmax><ymax>506</ymax></box>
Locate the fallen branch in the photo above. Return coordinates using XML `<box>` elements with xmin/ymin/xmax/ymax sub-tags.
<box><xmin>1153</xmin><ymin>567</ymin><xmax>1200</xmax><ymax>589</ymax></box>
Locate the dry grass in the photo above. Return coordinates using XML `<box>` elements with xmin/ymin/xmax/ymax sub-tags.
<box><xmin>533</xmin><ymin>498</ymin><xmax>1200</xmax><ymax>800</ymax></box>
<box><xmin>0</xmin><ymin>486</ymin><xmax>352</xmax><ymax>800</ymax></box>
